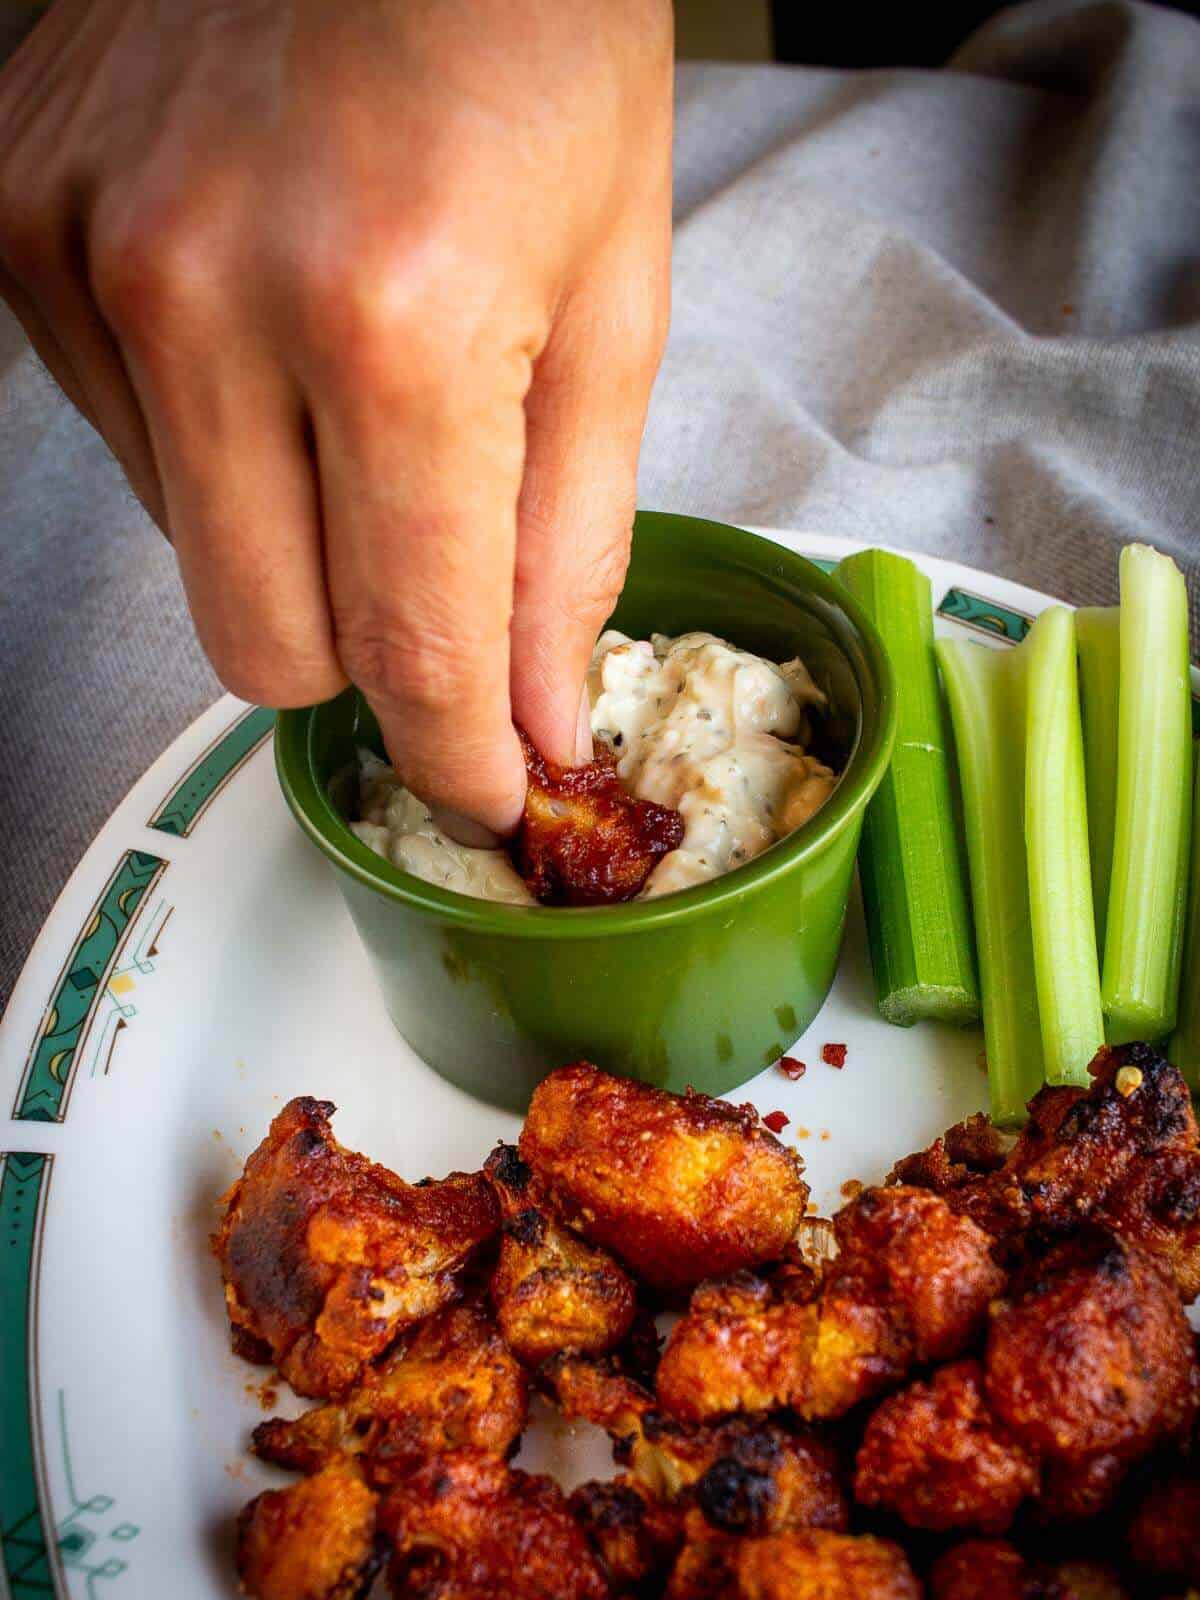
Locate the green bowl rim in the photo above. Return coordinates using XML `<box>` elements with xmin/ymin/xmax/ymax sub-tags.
<box><xmin>275</xmin><ymin>512</ymin><xmax>897</xmax><ymax>939</ymax></box>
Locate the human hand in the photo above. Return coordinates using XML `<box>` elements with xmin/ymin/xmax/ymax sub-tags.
<box><xmin>0</xmin><ymin>0</ymin><xmax>673</xmax><ymax>837</ymax></box>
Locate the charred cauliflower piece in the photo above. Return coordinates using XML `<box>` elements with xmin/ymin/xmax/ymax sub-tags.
<box><xmin>657</xmin><ymin>1186</ymin><xmax>1002</xmax><ymax>1424</ymax></box>
<box><xmin>985</xmin><ymin>1229</ymin><xmax>1197</xmax><ymax>1514</ymax></box>
<box><xmin>235</xmin><ymin>1459</ymin><xmax>381</xmax><ymax>1600</ymax></box>
<box><xmin>485</xmin><ymin>1143</ymin><xmax>636</xmax><ymax>1365</ymax></box>
<box><xmin>570</xmin><ymin>1476</ymin><xmax>686</xmax><ymax>1593</ymax></box>
<box><xmin>378</xmin><ymin>1448</ymin><xmax>609</xmax><ymax>1600</ymax></box>
<box><xmin>514</xmin><ymin>731</ymin><xmax>683</xmax><ymax>905</ymax></box>
<box><xmin>547</xmin><ymin>1354</ymin><xmax>847</xmax><ymax>1536</ymax></box>
<box><xmin>892</xmin><ymin>1044</ymin><xmax>1200</xmax><ymax>1300</ymax></box>
<box><xmin>855</xmin><ymin>1360</ymin><xmax>1039</xmax><ymax>1534</ymax></box>
<box><xmin>252</xmin><ymin>1298</ymin><xmax>527</xmax><ymax>1482</ymax></box>
<box><xmin>519</xmin><ymin>1063</ymin><xmax>808</xmax><ymax>1295</ymax></box>
<box><xmin>214</xmin><ymin>1097</ymin><xmax>498</xmax><ymax>1398</ymax></box>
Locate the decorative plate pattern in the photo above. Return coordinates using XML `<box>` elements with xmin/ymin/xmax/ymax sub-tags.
<box><xmin>0</xmin><ymin>1150</ymin><xmax>54</xmax><ymax>1598</ymax></box>
<box><xmin>0</xmin><ymin>536</ymin><xmax>1195</xmax><ymax>1600</ymax></box>
<box><xmin>13</xmin><ymin>854</ymin><xmax>168</xmax><ymax>1123</ymax></box>
<box><xmin>147</xmin><ymin>705</ymin><xmax>275</xmax><ymax>838</ymax></box>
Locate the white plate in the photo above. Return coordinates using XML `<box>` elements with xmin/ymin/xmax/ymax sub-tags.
<box><xmin>1</xmin><ymin>532</ymin><xmax>1196</xmax><ymax>1600</ymax></box>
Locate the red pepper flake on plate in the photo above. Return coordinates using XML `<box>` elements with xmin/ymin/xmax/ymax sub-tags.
<box><xmin>762</xmin><ymin>1109</ymin><xmax>790</xmax><ymax>1134</ymax></box>
<box><xmin>821</xmin><ymin>1042</ymin><xmax>847</xmax><ymax>1069</ymax></box>
<box><xmin>778</xmin><ymin>1056</ymin><xmax>806</xmax><ymax>1080</ymax></box>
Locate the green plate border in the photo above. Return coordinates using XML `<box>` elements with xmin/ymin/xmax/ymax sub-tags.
<box><xmin>13</xmin><ymin>852</ymin><xmax>167</xmax><ymax>1124</ymax></box>
<box><xmin>936</xmin><ymin>584</ymin><xmax>1032</xmax><ymax>643</ymax></box>
<box><xmin>147</xmin><ymin>704</ymin><xmax>276</xmax><ymax>838</ymax></box>
<box><xmin>0</xmin><ymin>1151</ymin><xmax>57</xmax><ymax>1599</ymax></box>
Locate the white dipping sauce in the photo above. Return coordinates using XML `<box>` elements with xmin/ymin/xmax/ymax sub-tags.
<box><xmin>350</xmin><ymin>631</ymin><xmax>838</xmax><ymax>905</ymax></box>
<box><xmin>352</xmin><ymin>752</ymin><xmax>535</xmax><ymax>905</ymax></box>
<box><xmin>589</xmin><ymin>631</ymin><xmax>837</xmax><ymax>898</ymax></box>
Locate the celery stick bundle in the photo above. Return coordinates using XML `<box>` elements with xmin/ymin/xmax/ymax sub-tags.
<box><xmin>938</xmin><ymin>609</ymin><xmax>1103</xmax><ymax>1124</ymax></box>
<box><xmin>839</xmin><ymin>539</ymin><xmax>1192</xmax><ymax>1126</ymax></box>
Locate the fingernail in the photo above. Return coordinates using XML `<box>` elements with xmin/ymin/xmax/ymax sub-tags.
<box><xmin>574</xmin><ymin>684</ymin><xmax>594</xmax><ymax>765</ymax></box>
<box><xmin>430</xmin><ymin>805</ymin><xmax>503</xmax><ymax>849</ymax></box>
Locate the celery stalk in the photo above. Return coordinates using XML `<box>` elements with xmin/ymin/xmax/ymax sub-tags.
<box><xmin>1102</xmin><ymin>545</ymin><xmax>1193</xmax><ymax>1041</ymax></box>
<box><xmin>837</xmin><ymin>550</ymin><xmax>979</xmax><ymax>1026</ymax></box>
<box><xmin>1169</xmin><ymin>746</ymin><xmax>1200</xmax><ymax>1090</ymax></box>
<box><xmin>1024</xmin><ymin>608</ymin><xmax>1104</xmax><ymax>1084</ymax></box>
<box><xmin>936</xmin><ymin>639</ymin><xmax>1043</xmax><ymax>1124</ymax></box>
<box><xmin>1075</xmin><ymin>607</ymin><xmax>1120</xmax><ymax>956</ymax></box>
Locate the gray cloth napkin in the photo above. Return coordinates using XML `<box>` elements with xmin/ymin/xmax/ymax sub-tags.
<box><xmin>2</xmin><ymin>0</ymin><xmax>1197</xmax><ymax>1005</ymax></box>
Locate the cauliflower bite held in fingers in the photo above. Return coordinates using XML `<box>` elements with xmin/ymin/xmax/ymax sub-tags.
<box><xmin>518</xmin><ymin>1063</ymin><xmax>808</xmax><ymax>1295</ymax></box>
<box><xmin>484</xmin><ymin>1142</ymin><xmax>636</xmax><ymax>1365</ymax></box>
<box><xmin>213</xmin><ymin>1097</ymin><xmax>498</xmax><ymax>1398</ymax></box>
<box><xmin>251</xmin><ymin>1298</ymin><xmax>528</xmax><ymax>1482</ymax></box>
<box><xmin>514</xmin><ymin>730</ymin><xmax>684</xmax><ymax>905</ymax></box>
<box><xmin>656</xmin><ymin>1186</ymin><xmax>1002</xmax><ymax>1425</ymax></box>
<box><xmin>854</xmin><ymin>1360</ymin><xmax>1040</xmax><ymax>1533</ymax></box>
<box><xmin>235</xmin><ymin>1459</ymin><xmax>382</xmax><ymax>1600</ymax></box>
<box><xmin>378</xmin><ymin>1448</ymin><xmax>609</xmax><ymax>1600</ymax></box>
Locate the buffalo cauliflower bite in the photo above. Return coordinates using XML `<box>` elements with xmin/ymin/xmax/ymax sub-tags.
<box><xmin>569</xmin><ymin>1476</ymin><xmax>686</xmax><ymax>1593</ymax></box>
<box><xmin>656</xmin><ymin>1186</ymin><xmax>1002</xmax><ymax>1424</ymax></box>
<box><xmin>985</xmin><ymin>1229</ymin><xmax>1197</xmax><ymax>1497</ymax></box>
<box><xmin>514</xmin><ymin>730</ymin><xmax>685</xmax><ymax>905</ymax></box>
<box><xmin>892</xmin><ymin>1044</ymin><xmax>1200</xmax><ymax>1300</ymax></box>
<box><xmin>484</xmin><ymin>1142</ymin><xmax>636</xmax><ymax>1364</ymax></box>
<box><xmin>251</xmin><ymin>1298</ymin><xmax>527</xmax><ymax>1482</ymax></box>
<box><xmin>733</xmin><ymin>1530</ymin><xmax>921</xmax><ymax>1600</ymax></box>
<box><xmin>378</xmin><ymin>1448</ymin><xmax>609</xmax><ymax>1600</ymax></box>
<box><xmin>854</xmin><ymin>1360</ymin><xmax>1039</xmax><ymax>1533</ymax></box>
<box><xmin>654</xmin><ymin>1268</ymin><xmax>817</xmax><ymax>1424</ymax></box>
<box><xmin>519</xmin><ymin>1063</ymin><xmax>809</xmax><ymax>1295</ymax></box>
<box><xmin>1126</xmin><ymin>1465</ymin><xmax>1200</xmax><ymax>1585</ymax></box>
<box><xmin>213</xmin><ymin>1097</ymin><xmax>499</xmax><ymax>1398</ymax></box>
<box><xmin>665</xmin><ymin>1526</ymin><xmax>920</xmax><ymax>1600</ymax></box>
<box><xmin>235</xmin><ymin>1459</ymin><xmax>381</xmax><ymax>1600</ymax></box>
<box><xmin>928</xmin><ymin>1540</ymin><xmax>1127</xmax><ymax>1600</ymax></box>
<box><xmin>546</xmin><ymin>1354</ymin><xmax>848</xmax><ymax>1536</ymax></box>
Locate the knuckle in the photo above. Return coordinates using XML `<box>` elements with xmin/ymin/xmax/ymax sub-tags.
<box><xmin>297</xmin><ymin>228</ymin><xmax>517</xmax><ymax>399</ymax></box>
<box><xmin>299</xmin><ymin>245</ymin><xmax>449</xmax><ymax>374</ymax></box>
<box><xmin>564</xmin><ymin>541</ymin><xmax>631</xmax><ymax>629</ymax></box>
<box><xmin>335</xmin><ymin>610</ymin><xmax>472</xmax><ymax>717</ymax></box>
<box><xmin>91</xmin><ymin>190</ymin><xmax>223</xmax><ymax>338</ymax></box>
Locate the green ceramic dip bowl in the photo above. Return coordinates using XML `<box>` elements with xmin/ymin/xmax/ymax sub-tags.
<box><xmin>275</xmin><ymin>512</ymin><xmax>895</xmax><ymax>1110</ymax></box>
